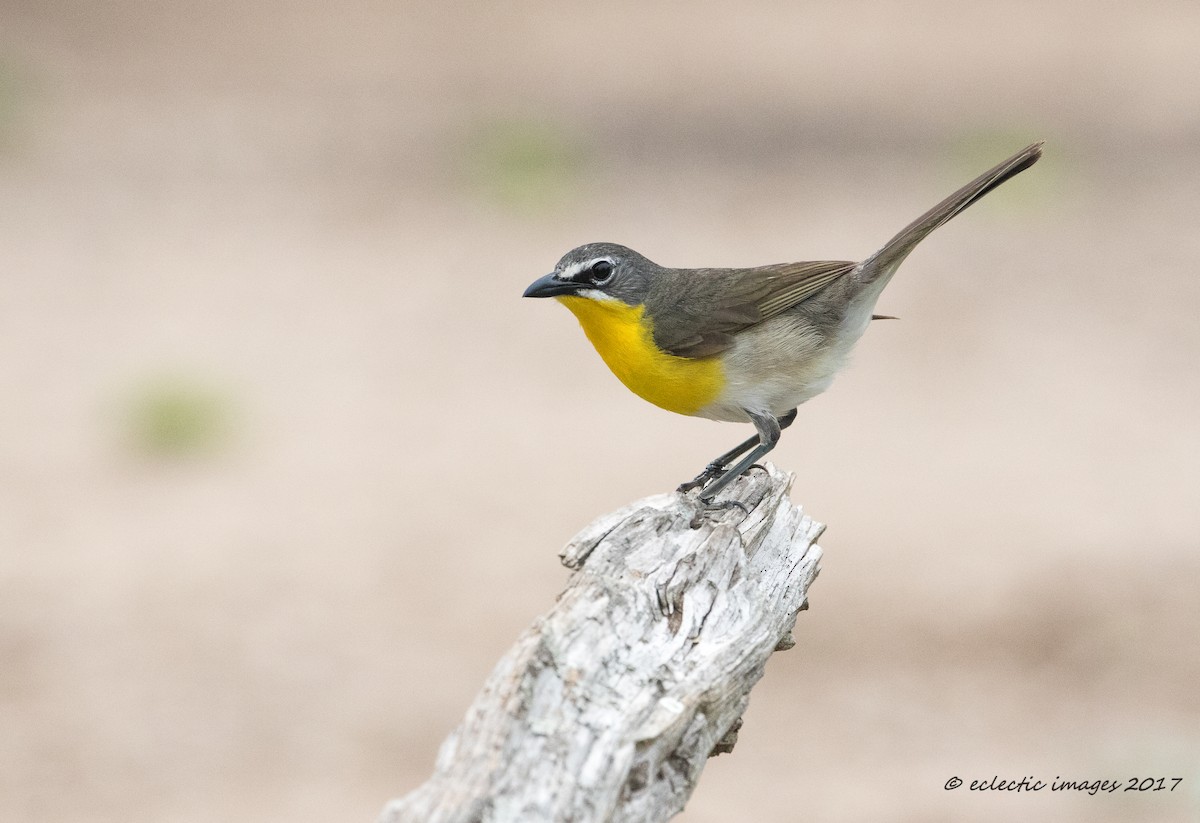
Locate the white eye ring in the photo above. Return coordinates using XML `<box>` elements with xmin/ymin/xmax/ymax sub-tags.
<box><xmin>589</xmin><ymin>260</ymin><xmax>614</xmax><ymax>284</ymax></box>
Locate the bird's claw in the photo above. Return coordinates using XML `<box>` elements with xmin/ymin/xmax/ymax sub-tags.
<box><xmin>675</xmin><ymin>462</ymin><xmax>727</xmax><ymax>494</ymax></box>
<box><xmin>687</xmin><ymin>497</ymin><xmax>750</xmax><ymax>528</ymax></box>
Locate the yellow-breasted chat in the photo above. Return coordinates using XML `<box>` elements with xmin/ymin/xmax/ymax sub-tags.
<box><xmin>524</xmin><ymin>142</ymin><xmax>1043</xmax><ymax>503</ymax></box>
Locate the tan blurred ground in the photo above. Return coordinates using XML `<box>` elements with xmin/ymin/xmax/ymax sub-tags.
<box><xmin>1</xmin><ymin>2</ymin><xmax>1199</xmax><ymax>821</ymax></box>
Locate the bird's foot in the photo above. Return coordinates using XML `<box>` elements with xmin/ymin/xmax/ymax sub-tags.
<box><xmin>686</xmin><ymin>497</ymin><xmax>750</xmax><ymax>529</ymax></box>
<box><xmin>675</xmin><ymin>461</ymin><xmax>727</xmax><ymax>494</ymax></box>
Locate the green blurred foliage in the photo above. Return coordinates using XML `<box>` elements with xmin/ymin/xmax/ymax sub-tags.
<box><xmin>463</xmin><ymin>117</ymin><xmax>586</xmax><ymax>212</ymax></box>
<box><xmin>123</xmin><ymin>375</ymin><xmax>236</xmax><ymax>458</ymax></box>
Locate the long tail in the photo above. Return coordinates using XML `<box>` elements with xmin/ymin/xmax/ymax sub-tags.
<box><xmin>860</xmin><ymin>141</ymin><xmax>1043</xmax><ymax>283</ymax></box>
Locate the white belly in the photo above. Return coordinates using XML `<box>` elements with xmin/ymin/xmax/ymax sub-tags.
<box><xmin>696</xmin><ymin>290</ymin><xmax>880</xmax><ymax>423</ymax></box>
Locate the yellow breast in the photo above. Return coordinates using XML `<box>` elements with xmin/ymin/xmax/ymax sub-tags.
<box><xmin>557</xmin><ymin>295</ymin><xmax>724</xmax><ymax>416</ymax></box>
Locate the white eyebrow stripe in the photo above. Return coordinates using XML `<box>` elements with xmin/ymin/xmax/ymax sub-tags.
<box><xmin>559</xmin><ymin>257</ymin><xmax>615</xmax><ymax>281</ymax></box>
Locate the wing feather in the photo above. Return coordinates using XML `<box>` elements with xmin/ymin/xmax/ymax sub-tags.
<box><xmin>755</xmin><ymin>261</ymin><xmax>856</xmax><ymax>317</ymax></box>
<box><xmin>649</xmin><ymin>260</ymin><xmax>856</xmax><ymax>359</ymax></box>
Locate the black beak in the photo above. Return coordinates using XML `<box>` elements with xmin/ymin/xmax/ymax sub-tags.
<box><xmin>523</xmin><ymin>273</ymin><xmax>580</xmax><ymax>299</ymax></box>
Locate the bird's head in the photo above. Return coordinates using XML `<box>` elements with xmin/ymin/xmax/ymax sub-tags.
<box><xmin>522</xmin><ymin>243</ymin><xmax>657</xmax><ymax>307</ymax></box>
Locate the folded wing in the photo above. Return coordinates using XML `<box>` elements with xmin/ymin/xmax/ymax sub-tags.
<box><xmin>649</xmin><ymin>260</ymin><xmax>856</xmax><ymax>359</ymax></box>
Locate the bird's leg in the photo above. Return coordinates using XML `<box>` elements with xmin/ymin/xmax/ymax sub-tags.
<box><xmin>676</xmin><ymin>408</ymin><xmax>797</xmax><ymax>494</ymax></box>
<box><xmin>697</xmin><ymin>409</ymin><xmax>789</xmax><ymax>503</ymax></box>
<box><xmin>676</xmin><ymin>433</ymin><xmax>759</xmax><ymax>493</ymax></box>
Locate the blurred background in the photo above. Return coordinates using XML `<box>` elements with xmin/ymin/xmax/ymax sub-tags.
<box><xmin>2</xmin><ymin>1</ymin><xmax>1198</xmax><ymax>821</ymax></box>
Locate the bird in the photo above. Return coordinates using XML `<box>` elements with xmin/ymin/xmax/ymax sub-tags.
<box><xmin>523</xmin><ymin>141</ymin><xmax>1043</xmax><ymax>504</ymax></box>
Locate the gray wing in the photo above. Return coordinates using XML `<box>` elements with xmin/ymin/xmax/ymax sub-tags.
<box><xmin>648</xmin><ymin>260</ymin><xmax>857</xmax><ymax>359</ymax></box>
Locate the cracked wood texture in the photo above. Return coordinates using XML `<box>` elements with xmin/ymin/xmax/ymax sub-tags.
<box><xmin>379</xmin><ymin>463</ymin><xmax>824</xmax><ymax>823</ymax></box>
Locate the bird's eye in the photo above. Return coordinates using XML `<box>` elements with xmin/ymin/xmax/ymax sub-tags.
<box><xmin>589</xmin><ymin>260</ymin><xmax>614</xmax><ymax>284</ymax></box>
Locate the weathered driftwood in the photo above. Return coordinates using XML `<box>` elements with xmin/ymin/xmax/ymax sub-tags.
<box><xmin>380</xmin><ymin>463</ymin><xmax>824</xmax><ymax>823</ymax></box>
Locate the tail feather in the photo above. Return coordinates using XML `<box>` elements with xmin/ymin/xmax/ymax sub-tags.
<box><xmin>861</xmin><ymin>141</ymin><xmax>1043</xmax><ymax>282</ymax></box>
